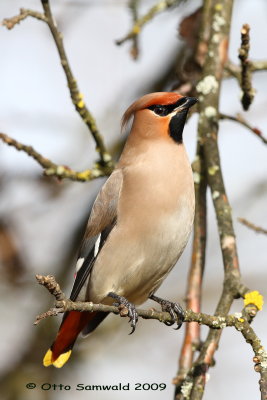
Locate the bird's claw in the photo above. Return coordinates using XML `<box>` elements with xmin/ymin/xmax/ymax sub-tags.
<box><xmin>149</xmin><ymin>294</ymin><xmax>184</xmax><ymax>329</ymax></box>
<box><xmin>108</xmin><ymin>292</ymin><xmax>138</xmax><ymax>334</ymax></box>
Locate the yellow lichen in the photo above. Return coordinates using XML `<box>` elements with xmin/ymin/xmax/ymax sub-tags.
<box><xmin>77</xmin><ymin>170</ymin><xmax>91</xmax><ymax>180</ymax></box>
<box><xmin>215</xmin><ymin>3</ymin><xmax>223</xmax><ymax>11</ymax></box>
<box><xmin>132</xmin><ymin>25</ymin><xmax>140</xmax><ymax>34</ymax></box>
<box><xmin>77</xmin><ymin>100</ymin><xmax>84</xmax><ymax>108</ymax></box>
<box><xmin>77</xmin><ymin>93</ymin><xmax>84</xmax><ymax>108</ymax></box>
<box><xmin>208</xmin><ymin>165</ymin><xmax>219</xmax><ymax>175</ymax></box>
<box><xmin>244</xmin><ymin>291</ymin><xmax>264</xmax><ymax>311</ymax></box>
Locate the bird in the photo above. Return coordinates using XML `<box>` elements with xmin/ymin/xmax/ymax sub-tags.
<box><xmin>43</xmin><ymin>92</ymin><xmax>197</xmax><ymax>368</ymax></box>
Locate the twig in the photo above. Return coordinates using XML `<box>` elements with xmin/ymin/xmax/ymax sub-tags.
<box><xmin>0</xmin><ymin>132</ymin><xmax>113</xmax><ymax>182</ymax></box>
<box><xmin>2</xmin><ymin>8</ymin><xmax>47</xmax><ymax>28</ymax></box>
<box><xmin>238</xmin><ymin>24</ymin><xmax>255</xmax><ymax>111</ymax></box>
<box><xmin>2</xmin><ymin>2</ymin><xmax>113</xmax><ymax>168</ymax></box>
<box><xmin>220</xmin><ymin>113</ymin><xmax>267</xmax><ymax>144</ymax></box>
<box><xmin>238</xmin><ymin>218</ymin><xmax>267</xmax><ymax>235</ymax></box>
<box><xmin>224</xmin><ymin>59</ymin><xmax>267</xmax><ymax>83</ymax></box>
<box><xmin>128</xmin><ymin>0</ymin><xmax>140</xmax><ymax>59</ymax></box>
<box><xmin>116</xmin><ymin>0</ymin><xmax>182</xmax><ymax>46</ymax></box>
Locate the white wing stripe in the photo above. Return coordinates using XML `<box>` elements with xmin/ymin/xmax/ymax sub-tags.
<box><xmin>76</xmin><ymin>257</ymin><xmax>85</xmax><ymax>272</ymax></box>
<box><xmin>94</xmin><ymin>234</ymin><xmax>101</xmax><ymax>257</ymax></box>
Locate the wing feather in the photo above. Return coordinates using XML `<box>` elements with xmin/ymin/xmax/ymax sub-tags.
<box><xmin>68</xmin><ymin>169</ymin><xmax>123</xmax><ymax>302</ymax></box>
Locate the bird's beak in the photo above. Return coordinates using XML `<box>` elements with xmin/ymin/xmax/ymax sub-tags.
<box><xmin>175</xmin><ymin>97</ymin><xmax>198</xmax><ymax>112</ymax></box>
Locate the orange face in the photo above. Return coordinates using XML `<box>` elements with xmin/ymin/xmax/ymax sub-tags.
<box><xmin>122</xmin><ymin>92</ymin><xmax>184</xmax><ymax>130</ymax></box>
<box><xmin>122</xmin><ymin>92</ymin><xmax>197</xmax><ymax>143</ymax></box>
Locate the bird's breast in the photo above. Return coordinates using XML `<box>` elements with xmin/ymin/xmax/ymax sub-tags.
<box><xmin>88</xmin><ymin>141</ymin><xmax>195</xmax><ymax>304</ymax></box>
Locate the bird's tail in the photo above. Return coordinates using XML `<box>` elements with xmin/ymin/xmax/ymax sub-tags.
<box><xmin>43</xmin><ymin>311</ymin><xmax>106</xmax><ymax>368</ymax></box>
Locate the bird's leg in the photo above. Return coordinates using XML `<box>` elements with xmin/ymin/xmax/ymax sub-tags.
<box><xmin>149</xmin><ymin>294</ymin><xmax>185</xmax><ymax>329</ymax></box>
<box><xmin>107</xmin><ymin>292</ymin><xmax>138</xmax><ymax>334</ymax></box>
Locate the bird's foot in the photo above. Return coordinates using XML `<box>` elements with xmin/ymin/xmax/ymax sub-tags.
<box><xmin>107</xmin><ymin>292</ymin><xmax>138</xmax><ymax>335</ymax></box>
<box><xmin>149</xmin><ymin>294</ymin><xmax>184</xmax><ymax>329</ymax></box>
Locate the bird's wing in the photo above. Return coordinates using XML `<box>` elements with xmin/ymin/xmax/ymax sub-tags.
<box><xmin>69</xmin><ymin>169</ymin><xmax>123</xmax><ymax>302</ymax></box>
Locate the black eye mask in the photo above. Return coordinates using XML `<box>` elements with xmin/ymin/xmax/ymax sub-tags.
<box><xmin>147</xmin><ymin>97</ymin><xmax>188</xmax><ymax>117</ymax></box>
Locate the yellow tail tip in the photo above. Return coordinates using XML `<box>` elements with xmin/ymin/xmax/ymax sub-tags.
<box><xmin>43</xmin><ymin>349</ymin><xmax>72</xmax><ymax>368</ymax></box>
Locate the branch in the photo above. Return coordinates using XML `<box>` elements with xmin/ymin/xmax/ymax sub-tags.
<box><xmin>238</xmin><ymin>218</ymin><xmax>267</xmax><ymax>235</ymax></box>
<box><xmin>128</xmin><ymin>0</ymin><xmax>140</xmax><ymax>59</ymax></box>
<box><xmin>220</xmin><ymin>113</ymin><xmax>267</xmax><ymax>145</ymax></box>
<box><xmin>238</xmin><ymin>24</ymin><xmax>255</xmax><ymax>111</ymax></box>
<box><xmin>183</xmin><ymin>2</ymin><xmax>250</xmax><ymax>398</ymax></box>
<box><xmin>2</xmin><ymin>8</ymin><xmax>47</xmax><ymax>28</ymax></box>
<box><xmin>224</xmin><ymin>59</ymin><xmax>267</xmax><ymax>82</ymax></box>
<box><xmin>35</xmin><ymin>273</ymin><xmax>267</xmax><ymax>395</ymax></box>
<box><xmin>116</xmin><ymin>0</ymin><xmax>182</xmax><ymax>46</ymax></box>
<box><xmin>0</xmin><ymin>132</ymin><xmax>113</xmax><ymax>182</ymax></box>
<box><xmin>34</xmin><ymin>275</ymin><xmax>260</xmax><ymax>329</ymax></box>
<box><xmin>2</xmin><ymin>2</ymin><xmax>113</xmax><ymax>168</ymax></box>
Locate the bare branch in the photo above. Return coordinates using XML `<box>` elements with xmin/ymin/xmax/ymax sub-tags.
<box><xmin>225</xmin><ymin>59</ymin><xmax>267</xmax><ymax>81</ymax></box>
<box><xmin>238</xmin><ymin>218</ymin><xmax>267</xmax><ymax>235</ymax></box>
<box><xmin>116</xmin><ymin>0</ymin><xmax>182</xmax><ymax>46</ymax></box>
<box><xmin>35</xmin><ymin>273</ymin><xmax>267</xmax><ymax>393</ymax></box>
<box><xmin>0</xmin><ymin>132</ymin><xmax>113</xmax><ymax>182</ymax></box>
<box><xmin>220</xmin><ymin>113</ymin><xmax>267</xmax><ymax>144</ymax></box>
<box><xmin>2</xmin><ymin>8</ymin><xmax>47</xmax><ymax>28</ymax></box>
<box><xmin>183</xmin><ymin>1</ymin><xmax>244</xmax><ymax>398</ymax></box>
<box><xmin>238</xmin><ymin>24</ymin><xmax>255</xmax><ymax>110</ymax></box>
<box><xmin>128</xmin><ymin>0</ymin><xmax>140</xmax><ymax>59</ymax></box>
<box><xmin>34</xmin><ymin>275</ymin><xmax>260</xmax><ymax>329</ymax></box>
<box><xmin>2</xmin><ymin>1</ymin><xmax>113</xmax><ymax>168</ymax></box>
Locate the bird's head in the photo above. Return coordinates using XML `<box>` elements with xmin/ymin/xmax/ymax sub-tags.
<box><xmin>122</xmin><ymin>92</ymin><xmax>198</xmax><ymax>143</ymax></box>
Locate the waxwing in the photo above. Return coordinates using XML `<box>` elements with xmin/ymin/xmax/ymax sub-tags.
<box><xmin>43</xmin><ymin>92</ymin><xmax>197</xmax><ymax>368</ymax></box>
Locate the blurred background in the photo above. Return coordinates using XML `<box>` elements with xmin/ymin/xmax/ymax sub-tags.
<box><xmin>0</xmin><ymin>0</ymin><xmax>266</xmax><ymax>399</ymax></box>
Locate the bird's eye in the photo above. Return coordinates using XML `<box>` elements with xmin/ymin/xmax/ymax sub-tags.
<box><xmin>148</xmin><ymin>105</ymin><xmax>168</xmax><ymax>116</ymax></box>
<box><xmin>154</xmin><ymin>106</ymin><xmax>167</xmax><ymax>116</ymax></box>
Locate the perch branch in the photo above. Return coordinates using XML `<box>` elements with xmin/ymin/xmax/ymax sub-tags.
<box><xmin>238</xmin><ymin>218</ymin><xmax>267</xmax><ymax>235</ymax></box>
<box><xmin>116</xmin><ymin>0</ymin><xmax>182</xmax><ymax>46</ymax></box>
<box><xmin>34</xmin><ymin>275</ymin><xmax>259</xmax><ymax>329</ymax></box>
<box><xmin>35</xmin><ymin>273</ymin><xmax>267</xmax><ymax>392</ymax></box>
<box><xmin>220</xmin><ymin>113</ymin><xmax>267</xmax><ymax>144</ymax></box>
<box><xmin>238</xmin><ymin>23</ymin><xmax>255</xmax><ymax>111</ymax></box>
<box><xmin>0</xmin><ymin>132</ymin><xmax>113</xmax><ymax>182</ymax></box>
<box><xmin>2</xmin><ymin>2</ymin><xmax>113</xmax><ymax>167</ymax></box>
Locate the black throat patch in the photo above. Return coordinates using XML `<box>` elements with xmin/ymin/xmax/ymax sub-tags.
<box><xmin>169</xmin><ymin>109</ymin><xmax>188</xmax><ymax>144</ymax></box>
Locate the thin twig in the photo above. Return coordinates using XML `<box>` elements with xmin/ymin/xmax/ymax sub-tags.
<box><xmin>2</xmin><ymin>8</ymin><xmax>47</xmax><ymax>28</ymax></box>
<box><xmin>0</xmin><ymin>132</ymin><xmax>113</xmax><ymax>182</ymax></box>
<box><xmin>128</xmin><ymin>0</ymin><xmax>140</xmax><ymax>59</ymax></box>
<box><xmin>2</xmin><ymin>2</ymin><xmax>113</xmax><ymax>168</ymax></box>
<box><xmin>116</xmin><ymin>0</ymin><xmax>182</xmax><ymax>46</ymax></box>
<box><xmin>224</xmin><ymin>59</ymin><xmax>267</xmax><ymax>82</ymax></box>
<box><xmin>238</xmin><ymin>24</ymin><xmax>255</xmax><ymax>111</ymax></box>
<box><xmin>238</xmin><ymin>218</ymin><xmax>267</xmax><ymax>235</ymax></box>
<box><xmin>220</xmin><ymin>113</ymin><xmax>267</xmax><ymax>144</ymax></box>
